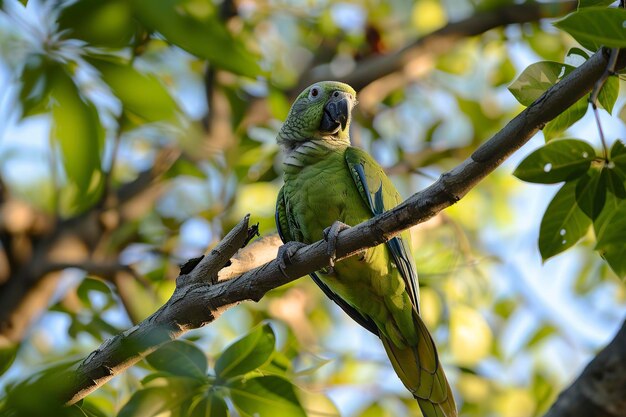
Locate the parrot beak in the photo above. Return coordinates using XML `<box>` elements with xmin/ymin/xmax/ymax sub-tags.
<box><xmin>320</xmin><ymin>91</ymin><xmax>353</xmax><ymax>134</ymax></box>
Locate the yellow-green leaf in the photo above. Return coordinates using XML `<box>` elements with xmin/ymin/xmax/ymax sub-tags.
<box><xmin>554</xmin><ymin>7</ymin><xmax>626</xmax><ymax>50</ymax></box>
<box><xmin>594</xmin><ymin>193</ymin><xmax>626</xmax><ymax>278</ymax></box>
<box><xmin>90</xmin><ymin>59</ymin><xmax>179</xmax><ymax>124</ymax></box>
<box><xmin>57</xmin><ymin>0</ymin><xmax>137</xmax><ymax>48</ymax></box>
<box><xmin>0</xmin><ymin>343</ymin><xmax>18</xmax><ymax>377</ymax></box>
<box><xmin>131</xmin><ymin>0</ymin><xmax>260</xmax><ymax>77</ymax></box>
<box><xmin>188</xmin><ymin>393</ymin><xmax>228</xmax><ymax>417</ymax></box>
<box><xmin>509</xmin><ymin>61</ymin><xmax>574</xmax><ymax>107</ymax></box>
<box><xmin>543</xmin><ymin>97</ymin><xmax>588</xmax><ymax>140</ymax></box>
<box><xmin>228</xmin><ymin>376</ymin><xmax>306</xmax><ymax>417</ymax></box>
<box><xmin>597</xmin><ymin>75</ymin><xmax>619</xmax><ymax>114</ymax></box>
<box><xmin>49</xmin><ymin>68</ymin><xmax>104</xmax><ymax>195</ymax></box>
<box><xmin>146</xmin><ymin>340</ymin><xmax>208</xmax><ymax>378</ymax></box>
<box><xmin>215</xmin><ymin>323</ymin><xmax>275</xmax><ymax>379</ymax></box>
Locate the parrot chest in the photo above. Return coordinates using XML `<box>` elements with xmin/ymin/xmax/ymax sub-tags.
<box><xmin>282</xmin><ymin>149</ymin><xmax>416</xmax><ymax>345</ymax></box>
<box><xmin>284</xmin><ymin>154</ymin><xmax>368</xmax><ymax>242</ymax></box>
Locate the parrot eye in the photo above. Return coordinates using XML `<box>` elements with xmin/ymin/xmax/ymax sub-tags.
<box><xmin>308</xmin><ymin>87</ymin><xmax>321</xmax><ymax>100</ymax></box>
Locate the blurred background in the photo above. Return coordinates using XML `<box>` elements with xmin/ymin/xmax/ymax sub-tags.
<box><xmin>0</xmin><ymin>0</ymin><xmax>625</xmax><ymax>416</ymax></box>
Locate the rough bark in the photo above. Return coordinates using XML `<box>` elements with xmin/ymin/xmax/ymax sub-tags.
<box><xmin>60</xmin><ymin>48</ymin><xmax>626</xmax><ymax>412</ymax></box>
<box><xmin>544</xmin><ymin>321</ymin><xmax>626</xmax><ymax>417</ymax></box>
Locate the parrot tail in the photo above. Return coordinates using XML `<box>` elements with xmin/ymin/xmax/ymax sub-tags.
<box><xmin>380</xmin><ymin>310</ymin><xmax>457</xmax><ymax>417</ymax></box>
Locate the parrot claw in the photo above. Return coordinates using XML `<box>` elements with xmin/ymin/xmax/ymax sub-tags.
<box><xmin>277</xmin><ymin>241</ymin><xmax>308</xmax><ymax>278</ymax></box>
<box><xmin>323</xmin><ymin>221</ymin><xmax>351</xmax><ymax>271</ymax></box>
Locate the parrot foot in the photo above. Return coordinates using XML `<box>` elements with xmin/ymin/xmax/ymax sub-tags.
<box><xmin>323</xmin><ymin>221</ymin><xmax>351</xmax><ymax>270</ymax></box>
<box><xmin>277</xmin><ymin>241</ymin><xmax>308</xmax><ymax>278</ymax></box>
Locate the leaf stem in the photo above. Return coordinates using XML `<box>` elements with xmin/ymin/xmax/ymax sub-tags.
<box><xmin>589</xmin><ymin>47</ymin><xmax>619</xmax><ymax>162</ymax></box>
<box><xmin>592</xmin><ymin>106</ymin><xmax>608</xmax><ymax>161</ymax></box>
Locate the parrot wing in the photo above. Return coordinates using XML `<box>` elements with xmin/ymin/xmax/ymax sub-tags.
<box><xmin>345</xmin><ymin>147</ymin><xmax>457</xmax><ymax>417</ymax></box>
<box><xmin>344</xmin><ymin>147</ymin><xmax>420</xmax><ymax>308</ymax></box>
<box><xmin>275</xmin><ymin>186</ymin><xmax>379</xmax><ymax>335</ymax></box>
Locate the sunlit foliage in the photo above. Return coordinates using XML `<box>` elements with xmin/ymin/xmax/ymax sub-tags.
<box><xmin>0</xmin><ymin>0</ymin><xmax>625</xmax><ymax>416</ymax></box>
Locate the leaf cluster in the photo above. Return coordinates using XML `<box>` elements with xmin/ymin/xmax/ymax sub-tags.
<box><xmin>507</xmin><ymin>2</ymin><xmax>626</xmax><ymax>277</ymax></box>
<box><xmin>1</xmin><ymin>323</ymin><xmax>311</xmax><ymax>417</ymax></box>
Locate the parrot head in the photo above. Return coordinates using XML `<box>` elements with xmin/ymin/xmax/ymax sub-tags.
<box><xmin>278</xmin><ymin>81</ymin><xmax>357</xmax><ymax>150</ymax></box>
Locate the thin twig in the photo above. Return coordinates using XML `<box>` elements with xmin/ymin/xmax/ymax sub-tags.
<box><xmin>101</xmin><ymin>113</ymin><xmax>125</xmax><ymax>205</ymax></box>
<box><xmin>589</xmin><ymin>48</ymin><xmax>619</xmax><ymax>161</ymax></box>
<box><xmin>48</xmin><ymin>131</ymin><xmax>60</xmax><ymax>216</ymax></box>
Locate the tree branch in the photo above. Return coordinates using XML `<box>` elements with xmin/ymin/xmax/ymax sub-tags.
<box><xmin>544</xmin><ymin>319</ymin><xmax>626</xmax><ymax>417</ymax></box>
<box><xmin>64</xmin><ymin>215</ymin><xmax>256</xmax><ymax>404</ymax></box>
<box><xmin>59</xmin><ymin>48</ymin><xmax>626</xmax><ymax>405</ymax></box>
<box><xmin>0</xmin><ymin>147</ymin><xmax>180</xmax><ymax>343</ymax></box>
<box><xmin>294</xmin><ymin>1</ymin><xmax>577</xmax><ymax>93</ymax></box>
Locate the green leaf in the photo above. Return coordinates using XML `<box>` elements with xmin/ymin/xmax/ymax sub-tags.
<box><xmin>575</xmin><ymin>168</ymin><xmax>607</xmax><ymax>219</ymax></box>
<box><xmin>610</xmin><ymin>139</ymin><xmax>626</xmax><ymax>180</ymax></box>
<box><xmin>215</xmin><ymin>323</ymin><xmax>275</xmax><ymax>379</ymax></box>
<box><xmin>0</xmin><ymin>343</ymin><xmax>18</xmax><ymax>377</ymax></box>
<box><xmin>490</xmin><ymin>56</ymin><xmax>516</xmax><ymax>87</ymax></box>
<box><xmin>578</xmin><ymin>0</ymin><xmax>616</xmax><ymax>7</ymax></box>
<box><xmin>566</xmin><ymin>47</ymin><xmax>590</xmax><ymax>61</ymax></box>
<box><xmin>619</xmin><ymin>104</ymin><xmax>626</xmax><ymax>125</ymax></box>
<box><xmin>543</xmin><ymin>96</ymin><xmax>588</xmax><ymax>140</ymax></box>
<box><xmin>358</xmin><ymin>403</ymin><xmax>389</xmax><ymax>417</ymax></box>
<box><xmin>228</xmin><ymin>376</ymin><xmax>306</xmax><ymax>417</ymax></box>
<box><xmin>605</xmin><ymin>166</ymin><xmax>626</xmax><ymax>197</ymax></box>
<box><xmin>507</xmin><ymin>60</ymin><xmax>589</xmax><ymax>138</ymax></box>
<box><xmin>119</xmin><ymin>376</ymin><xmax>201</xmax><ymax>417</ymax></box>
<box><xmin>513</xmin><ymin>139</ymin><xmax>595</xmax><ymax>183</ymax></box>
<box><xmin>146</xmin><ymin>340</ymin><xmax>208</xmax><ymax>378</ymax></box>
<box><xmin>611</xmin><ymin>139</ymin><xmax>626</xmax><ymax>159</ymax></box>
<box><xmin>118</xmin><ymin>387</ymin><xmax>178</xmax><ymax>417</ymax></box>
<box><xmin>493</xmin><ymin>299</ymin><xmax>516</xmax><ymax>319</ymax></box>
<box><xmin>554</xmin><ymin>8</ymin><xmax>626</xmax><ymax>50</ymax></box>
<box><xmin>77</xmin><ymin>403</ymin><xmax>108</xmax><ymax>417</ymax></box>
<box><xmin>509</xmin><ymin>61</ymin><xmax>575</xmax><ymax>106</ymax></box>
<box><xmin>539</xmin><ymin>181</ymin><xmax>592</xmax><ymax>260</ymax></box>
<box><xmin>89</xmin><ymin>58</ymin><xmax>179</xmax><ymax>124</ymax></box>
<box><xmin>2</xmin><ymin>360</ymin><xmax>80</xmax><ymax>415</ymax></box>
<box><xmin>164</xmin><ymin>159</ymin><xmax>206</xmax><ymax>180</ymax></box>
<box><xmin>526</xmin><ymin>325</ymin><xmax>557</xmax><ymax>348</ymax></box>
<box><xmin>268</xmin><ymin>88</ymin><xmax>291</xmax><ymax>121</ymax></box>
<box><xmin>49</xmin><ymin>68</ymin><xmax>104</xmax><ymax>196</ymax></box>
<box><xmin>594</xmin><ymin>193</ymin><xmax>626</xmax><ymax>278</ymax></box>
<box><xmin>19</xmin><ymin>54</ymin><xmax>54</xmax><ymax>118</ymax></box>
<box><xmin>131</xmin><ymin>0</ymin><xmax>261</xmax><ymax>77</ymax></box>
<box><xmin>76</xmin><ymin>277</ymin><xmax>112</xmax><ymax>306</ymax></box>
<box><xmin>57</xmin><ymin>0</ymin><xmax>137</xmax><ymax>48</ymax></box>
<box><xmin>597</xmin><ymin>75</ymin><xmax>619</xmax><ymax>114</ymax></box>
<box><xmin>188</xmin><ymin>393</ymin><xmax>228</xmax><ymax>417</ymax></box>
<box><xmin>259</xmin><ymin>350</ymin><xmax>293</xmax><ymax>375</ymax></box>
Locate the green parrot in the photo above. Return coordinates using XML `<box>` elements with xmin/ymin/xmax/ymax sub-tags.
<box><xmin>275</xmin><ymin>81</ymin><xmax>457</xmax><ymax>417</ymax></box>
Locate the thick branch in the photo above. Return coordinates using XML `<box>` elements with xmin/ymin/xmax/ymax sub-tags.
<box><xmin>295</xmin><ymin>1</ymin><xmax>577</xmax><ymax>93</ymax></box>
<box><xmin>544</xmin><ymin>320</ymin><xmax>626</xmax><ymax>417</ymax></box>
<box><xmin>61</xmin><ymin>48</ymin><xmax>626</xmax><ymax>405</ymax></box>
<box><xmin>65</xmin><ymin>215</ymin><xmax>255</xmax><ymax>404</ymax></box>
